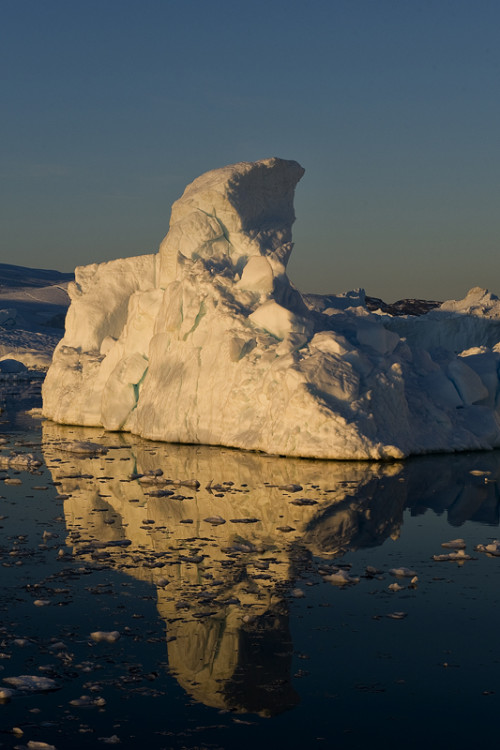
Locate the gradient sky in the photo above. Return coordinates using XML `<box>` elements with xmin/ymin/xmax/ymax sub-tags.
<box><xmin>2</xmin><ymin>0</ymin><xmax>499</xmax><ymax>301</ymax></box>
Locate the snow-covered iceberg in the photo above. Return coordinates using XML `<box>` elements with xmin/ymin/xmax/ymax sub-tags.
<box><xmin>42</xmin><ymin>158</ymin><xmax>500</xmax><ymax>459</ymax></box>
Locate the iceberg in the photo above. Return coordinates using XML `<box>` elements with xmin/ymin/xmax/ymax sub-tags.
<box><xmin>42</xmin><ymin>157</ymin><xmax>500</xmax><ymax>459</ymax></box>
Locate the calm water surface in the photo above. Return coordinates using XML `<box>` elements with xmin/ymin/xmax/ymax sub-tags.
<box><xmin>1</xmin><ymin>380</ymin><xmax>500</xmax><ymax>749</ymax></box>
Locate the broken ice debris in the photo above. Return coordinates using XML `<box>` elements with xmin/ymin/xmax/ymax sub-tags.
<box><xmin>389</xmin><ymin>567</ymin><xmax>417</xmax><ymax>578</ymax></box>
<box><xmin>388</xmin><ymin>582</ymin><xmax>405</xmax><ymax>592</ymax></box>
<box><xmin>69</xmin><ymin>694</ymin><xmax>106</xmax><ymax>707</ymax></box>
<box><xmin>90</xmin><ymin>631</ymin><xmax>121</xmax><ymax>643</ymax></box>
<box><xmin>3</xmin><ymin>675</ymin><xmax>58</xmax><ymax>692</ymax></box>
<box><xmin>476</xmin><ymin>540</ymin><xmax>500</xmax><ymax>556</ymax></box>
<box><xmin>432</xmin><ymin>550</ymin><xmax>474</xmax><ymax>562</ymax></box>
<box><xmin>323</xmin><ymin>569</ymin><xmax>360</xmax><ymax>586</ymax></box>
<box><xmin>441</xmin><ymin>538</ymin><xmax>466</xmax><ymax>549</ymax></box>
<box><xmin>0</xmin><ymin>452</ymin><xmax>41</xmax><ymax>470</ymax></box>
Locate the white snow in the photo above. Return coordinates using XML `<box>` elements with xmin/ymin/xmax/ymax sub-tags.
<box><xmin>40</xmin><ymin>157</ymin><xmax>500</xmax><ymax>459</ymax></box>
<box><xmin>0</xmin><ymin>263</ymin><xmax>72</xmax><ymax>370</ymax></box>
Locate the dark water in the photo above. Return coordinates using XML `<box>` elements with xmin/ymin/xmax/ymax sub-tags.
<box><xmin>1</xmin><ymin>382</ymin><xmax>500</xmax><ymax>749</ymax></box>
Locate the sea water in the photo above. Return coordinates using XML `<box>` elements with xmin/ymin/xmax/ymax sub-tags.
<box><xmin>0</xmin><ymin>381</ymin><xmax>500</xmax><ymax>749</ymax></box>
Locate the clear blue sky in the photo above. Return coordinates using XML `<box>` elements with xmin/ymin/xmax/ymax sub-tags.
<box><xmin>2</xmin><ymin>0</ymin><xmax>499</xmax><ymax>301</ymax></box>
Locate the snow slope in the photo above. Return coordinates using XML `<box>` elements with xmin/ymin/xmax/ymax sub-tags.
<box><xmin>0</xmin><ymin>264</ymin><xmax>73</xmax><ymax>370</ymax></box>
<box><xmin>42</xmin><ymin>158</ymin><xmax>500</xmax><ymax>459</ymax></box>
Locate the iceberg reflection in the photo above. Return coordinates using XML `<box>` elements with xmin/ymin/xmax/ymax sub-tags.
<box><xmin>41</xmin><ymin>422</ymin><xmax>500</xmax><ymax>713</ymax></box>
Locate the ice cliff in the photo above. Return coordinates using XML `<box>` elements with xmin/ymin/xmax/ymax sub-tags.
<box><xmin>42</xmin><ymin>158</ymin><xmax>500</xmax><ymax>459</ymax></box>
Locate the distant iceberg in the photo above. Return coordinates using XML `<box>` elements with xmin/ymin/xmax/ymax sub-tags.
<box><xmin>42</xmin><ymin>158</ymin><xmax>500</xmax><ymax>459</ymax></box>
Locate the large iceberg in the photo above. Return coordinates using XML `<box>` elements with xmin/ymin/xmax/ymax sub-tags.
<box><xmin>42</xmin><ymin>158</ymin><xmax>500</xmax><ymax>459</ymax></box>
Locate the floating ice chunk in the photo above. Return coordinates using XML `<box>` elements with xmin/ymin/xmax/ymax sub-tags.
<box><xmin>323</xmin><ymin>570</ymin><xmax>360</xmax><ymax>586</ymax></box>
<box><xmin>432</xmin><ymin>550</ymin><xmax>474</xmax><ymax>562</ymax></box>
<box><xmin>0</xmin><ymin>452</ymin><xmax>41</xmax><ymax>470</ymax></box>
<box><xmin>387</xmin><ymin>611</ymin><xmax>408</xmax><ymax>620</ymax></box>
<box><xmin>389</xmin><ymin>567</ymin><xmax>417</xmax><ymax>578</ymax></box>
<box><xmin>388</xmin><ymin>582</ymin><xmax>405</xmax><ymax>592</ymax></box>
<box><xmin>441</xmin><ymin>538</ymin><xmax>466</xmax><ymax>549</ymax></box>
<box><xmin>476</xmin><ymin>540</ymin><xmax>500</xmax><ymax>556</ymax></box>
<box><xmin>3</xmin><ymin>675</ymin><xmax>58</xmax><ymax>692</ymax></box>
<box><xmin>26</xmin><ymin>742</ymin><xmax>57</xmax><ymax>750</ymax></box>
<box><xmin>90</xmin><ymin>631</ymin><xmax>121</xmax><ymax>643</ymax></box>
<box><xmin>0</xmin><ymin>687</ymin><xmax>15</xmax><ymax>700</ymax></box>
<box><xmin>70</xmin><ymin>694</ymin><xmax>106</xmax><ymax>706</ymax></box>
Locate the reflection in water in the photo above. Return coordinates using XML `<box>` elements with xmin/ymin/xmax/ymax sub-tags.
<box><xmin>41</xmin><ymin>422</ymin><xmax>500</xmax><ymax>714</ymax></box>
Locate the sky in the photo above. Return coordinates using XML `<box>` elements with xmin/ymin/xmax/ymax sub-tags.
<box><xmin>2</xmin><ymin>0</ymin><xmax>500</xmax><ymax>302</ymax></box>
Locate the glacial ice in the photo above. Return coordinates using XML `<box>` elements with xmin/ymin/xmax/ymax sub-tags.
<box><xmin>42</xmin><ymin>157</ymin><xmax>500</xmax><ymax>459</ymax></box>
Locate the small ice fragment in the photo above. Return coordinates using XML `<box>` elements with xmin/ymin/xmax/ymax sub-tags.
<box><xmin>90</xmin><ymin>631</ymin><xmax>121</xmax><ymax>643</ymax></box>
<box><xmin>389</xmin><ymin>567</ymin><xmax>417</xmax><ymax>578</ymax></box>
<box><xmin>432</xmin><ymin>550</ymin><xmax>473</xmax><ymax>562</ymax></box>
<box><xmin>27</xmin><ymin>741</ymin><xmax>57</xmax><ymax>750</ymax></box>
<box><xmin>388</xmin><ymin>583</ymin><xmax>404</xmax><ymax>592</ymax></box>
<box><xmin>470</xmin><ymin>470</ymin><xmax>491</xmax><ymax>476</ymax></box>
<box><xmin>441</xmin><ymin>538</ymin><xmax>466</xmax><ymax>549</ymax></box>
<box><xmin>387</xmin><ymin>611</ymin><xmax>408</xmax><ymax>620</ymax></box>
<box><xmin>3</xmin><ymin>675</ymin><xmax>57</xmax><ymax>691</ymax></box>
<box><xmin>323</xmin><ymin>570</ymin><xmax>360</xmax><ymax>586</ymax></box>
<box><xmin>33</xmin><ymin>599</ymin><xmax>50</xmax><ymax>607</ymax></box>
<box><xmin>0</xmin><ymin>452</ymin><xmax>41</xmax><ymax>469</ymax></box>
<box><xmin>476</xmin><ymin>540</ymin><xmax>500</xmax><ymax>556</ymax></box>
<box><xmin>291</xmin><ymin>588</ymin><xmax>305</xmax><ymax>598</ymax></box>
<box><xmin>99</xmin><ymin>736</ymin><xmax>121</xmax><ymax>745</ymax></box>
<box><xmin>0</xmin><ymin>687</ymin><xmax>15</xmax><ymax>700</ymax></box>
<box><xmin>278</xmin><ymin>484</ymin><xmax>303</xmax><ymax>492</ymax></box>
<box><xmin>70</xmin><ymin>694</ymin><xmax>106</xmax><ymax>707</ymax></box>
